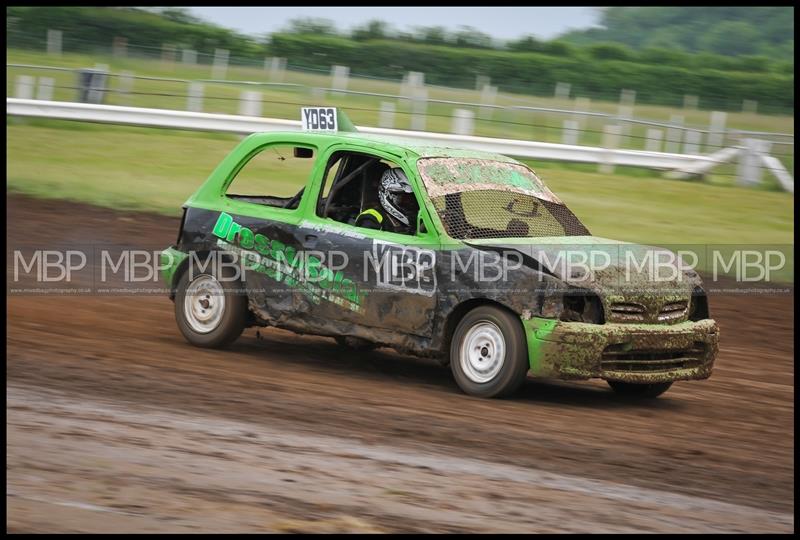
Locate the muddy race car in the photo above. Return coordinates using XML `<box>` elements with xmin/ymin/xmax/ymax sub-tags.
<box><xmin>161</xmin><ymin>108</ymin><xmax>719</xmax><ymax>399</ymax></box>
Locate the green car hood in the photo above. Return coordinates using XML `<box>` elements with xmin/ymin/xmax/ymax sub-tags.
<box><xmin>467</xmin><ymin>236</ymin><xmax>702</xmax><ymax>299</ymax></box>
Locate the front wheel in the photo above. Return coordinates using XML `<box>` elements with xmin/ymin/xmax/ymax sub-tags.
<box><xmin>607</xmin><ymin>380</ymin><xmax>673</xmax><ymax>398</ymax></box>
<box><xmin>174</xmin><ymin>268</ymin><xmax>247</xmax><ymax>349</ymax></box>
<box><xmin>449</xmin><ymin>306</ymin><xmax>530</xmax><ymax>398</ymax></box>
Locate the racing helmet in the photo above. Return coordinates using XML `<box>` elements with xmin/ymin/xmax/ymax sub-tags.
<box><xmin>378</xmin><ymin>168</ymin><xmax>416</xmax><ymax>226</ymax></box>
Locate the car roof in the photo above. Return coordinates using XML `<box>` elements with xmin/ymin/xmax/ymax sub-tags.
<box><xmin>263</xmin><ymin>131</ymin><xmax>521</xmax><ymax>163</ymax></box>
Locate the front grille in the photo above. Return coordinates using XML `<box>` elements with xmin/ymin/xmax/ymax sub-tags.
<box><xmin>610</xmin><ymin>300</ymin><xmax>690</xmax><ymax>324</ymax></box>
<box><xmin>658</xmin><ymin>301</ymin><xmax>688</xmax><ymax>322</ymax></box>
<box><xmin>610</xmin><ymin>302</ymin><xmax>646</xmax><ymax>321</ymax></box>
<box><xmin>601</xmin><ymin>343</ymin><xmax>706</xmax><ymax>372</ymax></box>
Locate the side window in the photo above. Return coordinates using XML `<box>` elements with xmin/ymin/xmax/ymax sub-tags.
<box><xmin>225</xmin><ymin>144</ymin><xmax>315</xmax><ymax>209</ymax></box>
<box><xmin>317</xmin><ymin>151</ymin><xmax>420</xmax><ymax>236</ymax></box>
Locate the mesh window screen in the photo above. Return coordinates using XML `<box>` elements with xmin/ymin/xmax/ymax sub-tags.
<box><xmin>431</xmin><ymin>190</ymin><xmax>590</xmax><ymax>240</ymax></box>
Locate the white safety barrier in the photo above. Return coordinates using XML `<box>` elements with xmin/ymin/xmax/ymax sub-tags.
<box><xmin>6</xmin><ymin>98</ymin><xmax>793</xmax><ymax>189</ymax></box>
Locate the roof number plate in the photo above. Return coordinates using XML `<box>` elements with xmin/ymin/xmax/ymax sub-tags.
<box><xmin>301</xmin><ymin>107</ymin><xmax>337</xmax><ymax>132</ymax></box>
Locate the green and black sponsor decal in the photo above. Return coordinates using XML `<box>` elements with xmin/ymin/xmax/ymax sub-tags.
<box><xmin>212</xmin><ymin>212</ymin><xmax>364</xmax><ymax>312</ymax></box>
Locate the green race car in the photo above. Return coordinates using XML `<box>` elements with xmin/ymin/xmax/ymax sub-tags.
<box><xmin>161</xmin><ymin>108</ymin><xmax>718</xmax><ymax>399</ymax></box>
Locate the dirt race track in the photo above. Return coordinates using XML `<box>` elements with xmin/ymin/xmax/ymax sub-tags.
<box><xmin>6</xmin><ymin>194</ymin><xmax>795</xmax><ymax>533</ymax></box>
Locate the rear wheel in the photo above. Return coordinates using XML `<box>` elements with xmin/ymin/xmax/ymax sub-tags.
<box><xmin>607</xmin><ymin>380</ymin><xmax>673</xmax><ymax>398</ymax></box>
<box><xmin>175</xmin><ymin>268</ymin><xmax>247</xmax><ymax>349</ymax></box>
<box><xmin>449</xmin><ymin>306</ymin><xmax>529</xmax><ymax>398</ymax></box>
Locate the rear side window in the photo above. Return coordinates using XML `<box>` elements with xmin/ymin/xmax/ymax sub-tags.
<box><xmin>225</xmin><ymin>144</ymin><xmax>316</xmax><ymax>209</ymax></box>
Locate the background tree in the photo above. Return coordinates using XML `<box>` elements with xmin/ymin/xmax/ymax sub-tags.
<box><xmin>352</xmin><ymin>19</ymin><xmax>390</xmax><ymax>41</ymax></box>
<box><xmin>414</xmin><ymin>26</ymin><xmax>448</xmax><ymax>45</ymax></box>
<box><xmin>697</xmin><ymin>21</ymin><xmax>761</xmax><ymax>56</ymax></box>
<box><xmin>284</xmin><ymin>17</ymin><xmax>338</xmax><ymax>36</ymax></box>
<box><xmin>452</xmin><ymin>26</ymin><xmax>493</xmax><ymax>49</ymax></box>
<box><xmin>559</xmin><ymin>6</ymin><xmax>793</xmax><ymax>61</ymax></box>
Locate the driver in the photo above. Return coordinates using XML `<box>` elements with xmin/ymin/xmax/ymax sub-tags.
<box><xmin>355</xmin><ymin>168</ymin><xmax>417</xmax><ymax>234</ymax></box>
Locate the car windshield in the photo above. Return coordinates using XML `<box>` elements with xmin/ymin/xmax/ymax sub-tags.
<box><xmin>416</xmin><ymin>157</ymin><xmax>590</xmax><ymax>240</ymax></box>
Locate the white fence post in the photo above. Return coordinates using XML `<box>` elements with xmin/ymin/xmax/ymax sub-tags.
<box><xmin>403</xmin><ymin>71</ymin><xmax>425</xmax><ymax>95</ymax></box>
<box><xmin>452</xmin><ymin>109</ymin><xmax>475</xmax><ymax>136</ymax></box>
<box><xmin>35</xmin><ymin>77</ymin><xmax>54</xmax><ymax>101</ymax></box>
<box><xmin>330</xmin><ymin>65</ymin><xmax>350</xmax><ymax>92</ymax></box>
<box><xmin>599</xmin><ymin>124</ymin><xmax>621</xmax><ymax>174</ymax></box>
<box><xmin>239</xmin><ymin>91</ymin><xmax>262</xmax><ymax>117</ymax></box>
<box><xmin>15</xmin><ymin>76</ymin><xmax>35</xmax><ymax>99</ymax></box>
<box><xmin>573</xmin><ymin>97</ymin><xmax>590</xmax><ymax>131</ymax></box>
<box><xmin>266</xmin><ymin>57</ymin><xmax>286</xmax><ymax>82</ymax></box>
<box><xmin>554</xmin><ymin>82</ymin><xmax>571</xmax><ymax>101</ymax></box>
<box><xmin>706</xmin><ymin>111</ymin><xmax>727</xmax><ymax>151</ymax></box>
<box><xmin>182</xmin><ymin>49</ymin><xmax>197</xmax><ymax>65</ymax></box>
<box><xmin>737</xmin><ymin>138</ymin><xmax>771</xmax><ymax>187</ymax></box>
<box><xmin>118</xmin><ymin>71</ymin><xmax>134</xmax><ymax>105</ymax></box>
<box><xmin>475</xmin><ymin>75</ymin><xmax>490</xmax><ymax>91</ymax></box>
<box><xmin>665</xmin><ymin>114</ymin><xmax>684</xmax><ymax>154</ymax></box>
<box><xmin>618</xmin><ymin>89</ymin><xmax>636</xmax><ymax>144</ymax></box>
<box><xmin>479</xmin><ymin>84</ymin><xmax>497</xmax><ymax>120</ymax></box>
<box><xmin>47</xmin><ymin>30</ymin><xmax>62</xmax><ymax>56</ymax></box>
<box><xmin>379</xmin><ymin>102</ymin><xmax>396</xmax><ymax>129</ymax></box>
<box><xmin>403</xmin><ymin>72</ymin><xmax>426</xmax><ymax>131</ymax></box>
<box><xmin>683</xmin><ymin>129</ymin><xmax>701</xmax><ymax>155</ymax></box>
<box><xmin>212</xmin><ymin>48</ymin><xmax>229</xmax><ymax>80</ymax></box>
<box><xmin>645</xmin><ymin>128</ymin><xmax>663</xmax><ymax>153</ymax></box>
<box><xmin>411</xmin><ymin>86</ymin><xmax>427</xmax><ymax>131</ymax></box>
<box><xmin>187</xmin><ymin>82</ymin><xmax>204</xmax><ymax>112</ymax></box>
<box><xmin>562</xmin><ymin>119</ymin><xmax>579</xmax><ymax>145</ymax></box>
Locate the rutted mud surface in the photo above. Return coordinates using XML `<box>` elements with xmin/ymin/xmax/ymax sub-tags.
<box><xmin>6</xmin><ymin>195</ymin><xmax>795</xmax><ymax>532</ymax></box>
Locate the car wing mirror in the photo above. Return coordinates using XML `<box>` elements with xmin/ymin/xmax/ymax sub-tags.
<box><xmin>293</xmin><ymin>147</ymin><xmax>314</xmax><ymax>159</ymax></box>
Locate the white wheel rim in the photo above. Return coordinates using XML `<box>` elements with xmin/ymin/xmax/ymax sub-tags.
<box><xmin>460</xmin><ymin>321</ymin><xmax>506</xmax><ymax>384</ymax></box>
<box><xmin>184</xmin><ymin>274</ymin><xmax>226</xmax><ymax>334</ymax></box>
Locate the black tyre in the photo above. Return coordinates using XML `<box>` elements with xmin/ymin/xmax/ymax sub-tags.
<box><xmin>449</xmin><ymin>306</ymin><xmax>530</xmax><ymax>398</ymax></box>
<box><xmin>174</xmin><ymin>267</ymin><xmax>247</xmax><ymax>349</ymax></box>
<box><xmin>607</xmin><ymin>380</ymin><xmax>673</xmax><ymax>398</ymax></box>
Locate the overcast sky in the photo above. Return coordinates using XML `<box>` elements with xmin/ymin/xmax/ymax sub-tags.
<box><xmin>186</xmin><ymin>7</ymin><xmax>603</xmax><ymax>41</ymax></box>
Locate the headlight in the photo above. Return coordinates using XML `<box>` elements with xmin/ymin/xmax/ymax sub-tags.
<box><xmin>538</xmin><ymin>285</ymin><xmax>604</xmax><ymax>324</ymax></box>
<box><xmin>540</xmin><ymin>291</ymin><xmax>563</xmax><ymax>319</ymax></box>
